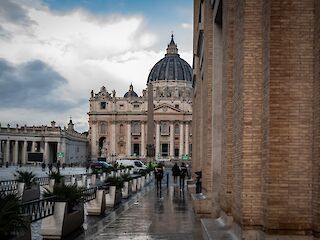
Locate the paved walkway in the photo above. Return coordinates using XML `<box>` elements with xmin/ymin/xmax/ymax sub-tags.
<box><xmin>76</xmin><ymin>180</ymin><xmax>202</xmax><ymax>240</ymax></box>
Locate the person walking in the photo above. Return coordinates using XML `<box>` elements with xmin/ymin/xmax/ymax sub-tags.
<box><xmin>154</xmin><ymin>163</ymin><xmax>164</xmax><ymax>196</ymax></box>
<box><xmin>171</xmin><ymin>163</ymin><xmax>180</xmax><ymax>185</ymax></box>
<box><xmin>179</xmin><ymin>162</ymin><xmax>188</xmax><ymax>189</ymax></box>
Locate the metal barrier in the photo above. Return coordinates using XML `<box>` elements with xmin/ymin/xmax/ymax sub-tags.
<box><xmin>19</xmin><ymin>196</ymin><xmax>56</xmax><ymax>222</ymax></box>
<box><xmin>81</xmin><ymin>187</ymin><xmax>97</xmax><ymax>202</ymax></box>
<box><xmin>35</xmin><ymin>177</ymin><xmax>49</xmax><ymax>186</ymax></box>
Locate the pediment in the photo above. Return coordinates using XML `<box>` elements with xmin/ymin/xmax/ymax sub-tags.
<box><xmin>154</xmin><ymin>104</ymin><xmax>182</xmax><ymax>113</ymax></box>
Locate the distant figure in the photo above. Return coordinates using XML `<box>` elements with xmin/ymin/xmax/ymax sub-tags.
<box><xmin>41</xmin><ymin>162</ymin><xmax>46</xmax><ymax>171</ymax></box>
<box><xmin>62</xmin><ymin>163</ymin><xmax>66</xmax><ymax>169</ymax></box>
<box><xmin>171</xmin><ymin>163</ymin><xmax>180</xmax><ymax>184</ymax></box>
<box><xmin>56</xmin><ymin>160</ymin><xmax>61</xmax><ymax>173</ymax></box>
<box><xmin>86</xmin><ymin>162</ymin><xmax>90</xmax><ymax>173</ymax></box>
<box><xmin>48</xmin><ymin>163</ymin><xmax>53</xmax><ymax>174</ymax></box>
<box><xmin>5</xmin><ymin>162</ymin><xmax>9</xmax><ymax>168</ymax></box>
<box><xmin>179</xmin><ymin>163</ymin><xmax>188</xmax><ymax>189</ymax></box>
<box><xmin>154</xmin><ymin>163</ymin><xmax>164</xmax><ymax>196</ymax></box>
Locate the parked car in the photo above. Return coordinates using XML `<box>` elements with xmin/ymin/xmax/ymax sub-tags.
<box><xmin>90</xmin><ymin>161</ymin><xmax>113</xmax><ymax>171</ymax></box>
<box><xmin>116</xmin><ymin>160</ymin><xmax>147</xmax><ymax>173</ymax></box>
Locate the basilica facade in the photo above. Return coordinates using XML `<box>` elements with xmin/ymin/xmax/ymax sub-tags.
<box><xmin>88</xmin><ymin>36</ymin><xmax>193</xmax><ymax>161</ymax></box>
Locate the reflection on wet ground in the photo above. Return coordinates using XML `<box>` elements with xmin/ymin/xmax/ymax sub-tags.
<box><xmin>76</xmin><ymin>183</ymin><xmax>202</xmax><ymax>240</ymax></box>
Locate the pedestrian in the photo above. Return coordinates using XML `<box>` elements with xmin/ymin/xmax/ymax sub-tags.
<box><xmin>179</xmin><ymin>162</ymin><xmax>188</xmax><ymax>189</ymax></box>
<box><xmin>41</xmin><ymin>162</ymin><xmax>46</xmax><ymax>171</ymax></box>
<box><xmin>154</xmin><ymin>163</ymin><xmax>164</xmax><ymax>195</ymax></box>
<box><xmin>48</xmin><ymin>163</ymin><xmax>53</xmax><ymax>174</ymax></box>
<box><xmin>57</xmin><ymin>160</ymin><xmax>61</xmax><ymax>172</ymax></box>
<box><xmin>171</xmin><ymin>163</ymin><xmax>180</xmax><ymax>185</ymax></box>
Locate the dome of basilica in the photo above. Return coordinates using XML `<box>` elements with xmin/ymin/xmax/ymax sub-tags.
<box><xmin>124</xmin><ymin>84</ymin><xmax>138</xmax><ymax>98</ymax></box>
<box><xmin>147</xmin><ymin>35</ymin><xmax>192</xmax><ymax>83</ymax></box>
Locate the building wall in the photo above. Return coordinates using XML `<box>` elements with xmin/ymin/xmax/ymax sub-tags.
<box><xmin>88</xmin><ymin>81</ymin><xmax>193</xmax><ymax>161</ymax></box>
<box><xmin>192</xmin><ymin>0</ymin><xmax>320</xmax><ymax>237</ymax></box>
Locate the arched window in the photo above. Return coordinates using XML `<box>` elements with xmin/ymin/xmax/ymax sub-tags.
<box><xmin>100</xmin><ymin>123</ymin><xmax>107</xmax><ymax>134</ymax></box>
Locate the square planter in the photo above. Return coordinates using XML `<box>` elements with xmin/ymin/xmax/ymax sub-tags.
<box><xmin>41</xmin><ymin>202</ymin><xmax>84</xmax><ymax>239</ymax></box>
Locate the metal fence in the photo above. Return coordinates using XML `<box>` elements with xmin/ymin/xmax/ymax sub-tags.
<box><xmin>19</xmin><ymin>196</ymin><xmax>56</xmax><ymax>222</ymax></box>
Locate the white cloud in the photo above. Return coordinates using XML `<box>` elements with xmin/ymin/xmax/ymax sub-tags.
<box><xmin>0</xmin><ymin>1</ymin><xmax>192</xmax><ymax>132</ymax></box>
<box><xmin>181</xmin><ymin>23</ymin><xmax>192</xmax><ymax>29</ymax></box>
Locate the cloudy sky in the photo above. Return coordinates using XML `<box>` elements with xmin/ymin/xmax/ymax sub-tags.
<box><xmin>0</xmin><ymin>0</ymin><xmax>193</xmax><ymax>132</ymax></box>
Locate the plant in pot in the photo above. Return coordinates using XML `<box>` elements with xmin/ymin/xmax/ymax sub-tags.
<box><xmin>105</xmin><ymin>176</ymin><xmax>123</xmax><ymax>206</ymax></box>
<box><xmin>121</xmin><ymin>174</ymin><xmax>133</xmax><ymax>199</ymax></box>
<box><xmin>48</xmin><ymin>171</ymin><xmax>64</xmax><ymax>187</ymax></box>
<box><xmin>14</xmin><ymin>170</ymin><xmax>40</xmax><ymax>202</ymax></box>
<box><xmin>41</xmin><ymin>184</ymin><xmax>85</xmax><ymax>238</ymax></box>
<box><xmin>0</xmin><ymin>193</ymin><xmax>29</xmax><ymax>239</ymax></box>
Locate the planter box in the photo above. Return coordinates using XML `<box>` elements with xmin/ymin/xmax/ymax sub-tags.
<box><xmin>105</xmin><ymin>186</ymin><xmax>122</xmax><ymax>207</ymax></box>
<box><xmin>22</xmin><ymin>186</ymin><xmax>40</xmax><ymax>203</ymax></box>
<box><xmin>122</xmin><ymin>181</ymin><xmax>131</xmax><ymax>199</ymax></box>
<box><xmin>86</xmin><ymin>190</ymin><xmax>106</xmax><ymax>215</ymax></box>
<box><xmin>132</xmin><ymin>179</ymin><xmax>137</xmax><ymax>193</ymax></box>
<box><xmin>41</xmin><ymin>202</ymin><xmax>84</xmax><ymax>239</ymax></box>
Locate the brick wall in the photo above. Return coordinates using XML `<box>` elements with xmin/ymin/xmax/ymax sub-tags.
<box><xmin>267</xmin><ymin>0</ymin><xmax>314</xmax><ymax>231</ymax></box>
<box><xmin>312</xmin><ymin>0</ymin><xmax>320</xmax><ymax>234</ymax></box>
<box><xmin>220</xmin><ymin>0</ymin><xmax>235</xmax><ymax>216</ymax></box>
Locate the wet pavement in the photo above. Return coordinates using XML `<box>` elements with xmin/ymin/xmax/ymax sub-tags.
<box><xmin>76</xmin><ymin>180</ymin><xmax>202</xmax><ymax>240</ymax></box>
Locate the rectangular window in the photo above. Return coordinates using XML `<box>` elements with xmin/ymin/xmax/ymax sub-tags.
<box><xmin>134</xmin><ymin>104</ymin><xmax>140</xmax><ymax>109</ymax></box>
<box><xmin>100</xmin><ymin>102</ymin><xmax>106</xmax><ymax>109</ymax></box>
<box><xmin>175</xmin><ymin>104</ymin><xmax>179</xmax><ymax>109</ymax></box>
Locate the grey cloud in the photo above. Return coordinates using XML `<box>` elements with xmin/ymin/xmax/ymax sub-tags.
<box><xmin>0</xmin><ymin>59</ymin><xmax>84</xmax><ymax>111</ymax></box>
<box><xmin>0</xmin><ymin>0</ymin><xmax>35</xmax><ymax>26</ymax></box>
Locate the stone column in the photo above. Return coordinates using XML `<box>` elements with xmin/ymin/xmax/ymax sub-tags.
<box><xmin>13</xmin><ymin>141</ymin><xmax>18</xmax><ymax>165</ymax></box>
<box><xmin>170</xmin><ymin>122</ymin><xmax>174</xmax><ymax>158</ymax></box>
<box><xmin>127</xmin><ymin>122</ymin><xmax>131</xmax><ymax>156</ymax></box>
<box><xmin>112</xmin><ymin>122</ymin><xmax>116</xmax><ymax>155</ymax></box>
<box><xmin>179</xmin><ymin>122</ymin><xmax>184</xmax><ymax>158</ymax></box>
<box><xmin>31</xmin><ymin>141</ymin><xmax>36</xmax><ymax>152</ymax></box>
<box><xmin>22</xmin><ymin>141</ymin><xmax>27</xmax><ymax>164</ymax></box>
<box><xmin>0</xmin><ymin>141</ymin><xmax>2</xmax><ymax>164</ymax></box>
<box><xmin>185</xmin><ymin>122</ymin><xmax>189</xmax><ymax>155</ymax></box>
<box><xmin>90</xmin><ymin>121</ymin><xmax>98</xmax><ymax>160</ymax></box>
<box><xmin>141</xmin><ymin>122</ymin><xmax>145</xmax><ymax>157</ymax></box>
<box><xmin>60</xmin><ymin>140</ymin><xmax>66</xmax><ymax>164</ymax></box>
<box><xmin>155</xmin><ymin>122</ymin><xmax>160</xmax><ymax>157</ymax></box>
<box><xmin>44</xmin><ymin>141</ymin><xmax>49</xmax><ymax>164</ymax></box>
<box><xmin>5</xmin><ymin>140</ymin><xmax>10</xmax><ymax>164</ymax></box>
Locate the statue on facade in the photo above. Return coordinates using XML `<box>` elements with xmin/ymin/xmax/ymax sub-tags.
<box><xmin>112</xmin><ymin>90</ymin><xmax>116</xmax><ymax>98</ymax></box>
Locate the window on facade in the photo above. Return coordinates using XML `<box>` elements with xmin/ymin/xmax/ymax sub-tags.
<box><xmin>174</xmin><ymin>124</ymin><xmax>180</xmax><ymax>135</ymax></box>
<box><xmin>131</xmin><ymin>122</ymin><xmax>141</xmax><ymax>135</ymax></box>
<box><xmin>120</xmin><ymin>124</ymin><xmax>124</xmax><ymax>135</ymax></box>
<box><xmin>100</xmin><ymin>123</ymin><xmax>107</xmax><ymax>134</ymax></box>
<box><xmin>119</xmin><ymin>104</ymin><xmax>124</xmax><ymax>109</ymax></box>
<box><xmin>160</xmin><ymin>122</ymin><xmax>169</xmax><ymax>135</ymax></box>
<box><xmin>175</xmin><ymin>104</ymin><xmax>179</xmax><ymax>109</ymax></box>
<box><xmin>133</xmin><ymin>104</ymin><xmax>140</xmax><ymax>109</ymax></box>
<box><xmin>100</xmin><ymin>102</ymin><xmax>106</xmax><ymax>109</ymax></box>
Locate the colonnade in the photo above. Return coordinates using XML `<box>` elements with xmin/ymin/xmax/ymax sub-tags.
<box><xmin>0</xmin><ymin>139</ymin><xmax>59</xmax><ymax>165</ymax></box>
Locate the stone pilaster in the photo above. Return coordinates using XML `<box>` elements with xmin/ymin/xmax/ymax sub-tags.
<box><xmin>179</xmin><ymin>122</ymin><xmax>184</xmax><ymax>158</ymax></box>
<box><xmin>170</xmin><ymin>122</ymin><xmax>174</xmax><ymax>158</ymax></box>
<box><xmin>22</xmin><ymin>141</ymin><xmax>27</xmax><ymax>164</ymax></box>
<box><xmin>127</xmin><ymin>122</ymin><xmax>131</xmax><ymax>156</ymax></box>
<box><xmin>155</xmin><ymin>122</ymin><xmax>160</xmax><ymax>157</ymax></box>
<box><xmin>141</xmin><ymin>122</ymin><xmax>146</xmax><ymax>157</ymax></box>
<box><xmin>185</xmin><ymin>122</ymin><xmax>189</xmax><ymax>155</ymax></box>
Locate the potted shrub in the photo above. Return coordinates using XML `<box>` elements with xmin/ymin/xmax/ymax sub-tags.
<box><xmin>41</xmin><ymin>184</ymin><xmax>85</xmax><ymax>239</ymax></box>
<box><xmin>48</xmin><ymin>171</ymin><xmax>64</xmax><ymax>187</ymax></box>
<box><xmin>121</xmin><ymin>174</ymin><xmax>133</xmax><ymax>198</ymax></box>
<box><xmin>14</xmin><ymin>170</ymin><xmax>40</xmax><ymax>203</ymax></box>
<box><xmin>0</xmin><ymin>193</ymin><xmax>30</xmax><ymax>240</ymax></box>
<box><xmin>105</xmin><ymin>176</ymin><xmax>123</xmax><ymax>206</ymax></box>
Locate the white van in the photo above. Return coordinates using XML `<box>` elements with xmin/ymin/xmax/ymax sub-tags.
<box><xmin>116</xmin><ymin>159</ymin><xmax>147</xmax><ymax>173</ymax></box>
